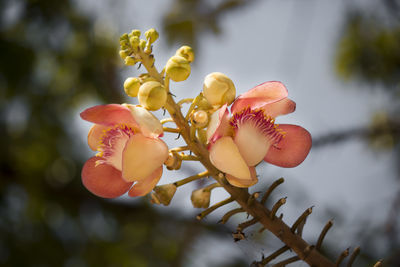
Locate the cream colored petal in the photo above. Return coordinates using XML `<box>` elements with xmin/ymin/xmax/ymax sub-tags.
<box><xmin>124</xmin><ymin>104</ymin><xmax>163</xmax><ymax>137</ymax></box>
<box><xmin>234</xmin><ymin>122</ymin><xmax>272</xmax><ymax>166</ymax></box>
<box><xmin>226</xmin><ymin>167</ymin><xmax>258</xmax><ymax>188</ymax></box>
<box><xmin>209</xmin><ymin>136</ymin><xmax>251</xmax><ymax>179</ymax></box>
<box><xmin>128</xmin><ymin>166</ymin><xmax>163</xmax><ymax>197</ymax></box>
<box><xmin>122</xmin><ymin>134</ymin><xmax>168</xmax><ymax>182</ymax></box>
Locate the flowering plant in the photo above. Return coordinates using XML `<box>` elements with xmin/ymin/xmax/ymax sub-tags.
<box><xmin>79</xmin><ymin>28</ymin><xmax>381</xmax><ymax>267</ymax></box>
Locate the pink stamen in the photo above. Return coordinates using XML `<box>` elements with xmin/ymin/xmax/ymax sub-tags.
<box><xmin>230</xmin><ymin>107</ymin><xmax>284</xmax><ymax>145</ymax></box>
<box><xmin>96</xmin><ymin>124</ymin><xmax>135</xmax><ymax>169</ymax></box>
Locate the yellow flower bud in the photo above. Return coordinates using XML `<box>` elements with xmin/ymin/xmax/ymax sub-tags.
<box><xmin>203</xmin><ymin>72</ymin><xmax>236</xmax><ymax>106</ymax></box>
<box><xmin>176</xmin><ymin>45</ymin><xmax>194</xmax><ymax>63</ymax></box>
<box><xmin>145</xmin><ymin>28</ymin><xmax>159</xmax><ymax>44</ymax></box>
<box><xmin>191</xmin><ymin>188</ymin><xmax>211</xmax><ymax>208</ymax></box>
<box><xmin>130</xmin><ymin>29</ymin><xmax>141</xmax><ymax>38</ymax></box>
<box><xmin>153</xmin><ymin>184</ymin><xmax>177</xmax><ymax>206</ymax></box>
<box><xmin>129</xmin><ymin>36</ymin><xmax>140</xmax><ymax>48</ymax></box>
<box><xmin>164</xmin><ymin>151</ymin><xmax>182</xmax><ymax>170</ymax></box>
<box><xmin>139</xmin><ymin>39</ymin><xmax>147</xmax><ymax>50</ymax></box>
<box><xmin>138</xmin><ymin>81</ymin><xmax>167</xmax><ymax>111</ymax></box>
<box><xmin>165</xmin><ymin>55</ymin><xmax>191</xmax><ymax>82</ymax></box>
<box><xmin>123</xmin><ymin>77</ymin><xmax>141</xmax><ymax>97</ymax></box>
<box><xmin>124</xmin><ymin>56</ymin><xmax>137</xmax><ymax>66</ymax></box>
<box><xmin>119</xmin><ymin>50</ymin><xmax>129</xmax><ymax>60</ymax></box>
<box><xmin>192</xmin><ymin>110</ymin><xmax>208</xmax><ymax>128</ymax></box>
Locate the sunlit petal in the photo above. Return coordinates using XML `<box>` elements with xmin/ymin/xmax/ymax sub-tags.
<box><xmin>226</xmin><ymin>167</ymin><xmax>258</xmax><ymax>188</ymax></box>
<box><xmin>206</xmin><ymin>104</ymin><xmax>231</xmax><ymax>143</ymax></box>
<box><xmin>80</xmin><ymin>104</ymin><xmax>137</xmax><ymax>126</ymax></box>
<box><xmin>264</xmin><ymin>124</ymin><xmax>312</xmax><ymax>167</ymax></box>
<box><xmin>128</xmin><ymin>166</ymin><xmax>163</xmax><ymax>197</ymax></box>
<box><xmin>122</xmin><ymin>134</ymin><xmax>168</xmax><ymax>182</ymax></box>
<box><xmin>125</xmin><ymin>104</ymin><xmax>164</xmax><ymax>137</ymax></box>
<box><xmin>234</xmin><ymin>121</ymin><xmax>272</xmax><ymax>166</ymax></box>
<box><xmin>87</xmin><ymin>124</ymin><xmax>110</xmax><ymax>151</ymax></box>
<box><xmin>81</xmin><ymin>157</ymin><xmax>133</xmax><ymax>198</ymax></box>
<box><xmin>262</xmin><ymin>98</ymin><xmax>296</xmax><ymax>118</ymax></box>
<box><xmin>231</xmin><ymin>81</ymin><xmax>288</xmax><ymax>114</ymax></box>
<box><xmin>209</xmin><ymin>136</ymin><xmax>251</xmax><ymax>179</ymax></box>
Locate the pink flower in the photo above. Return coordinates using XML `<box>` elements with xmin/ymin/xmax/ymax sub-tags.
<box><xmin>80</xmin><ymin>104</ymin><xmax>168</xmax><ymax>198</ymax></box>
<box><xmin>207</xmin><ymin>81</ymin><xmax>312</xmax><ymax>188</ymax></box>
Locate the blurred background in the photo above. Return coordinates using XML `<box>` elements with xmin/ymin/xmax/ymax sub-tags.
<box><xmin>1</xmin><ymin>0</ymin><xmax>399</xmax><ymax>266</ymax></box>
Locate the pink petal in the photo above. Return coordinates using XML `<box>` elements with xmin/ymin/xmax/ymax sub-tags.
<box><xmin>209</xmin><ymin>136</ymin><xmax>251</xmax><ymax>179</ymax></box>
<box><xmin>261</xmin><ymin>98</ymin><xmax>296</xmax><ymax>118</ymax></box>
<box><xmin>264</xmin><ymin>124</ymin><xmax>312</xmax><ymax>168</ymax></box>
<box><xmin>80</xmin><ymin>104</ymin><xmax>137</xmax><ymax>126</ymax></box>
<box><xmin>81</xmin><ymin>157</ymin><xmax>133</xmax><ymax>198</ymax></box>
<box><xmin>231</xmin><ymin>81</ymin><xmax>288</xmax><ymax>114</ymax></box>
<box><xmin>206</xmin><ymin>104</ymin><xmax>231</xmax><ymax>144</ymax></box>
<box><xmin>226</xmin><ymin>167</ymin><xmax>258</xmax><ymax>188</ymax></box>
<box><xmin>128</xmin><ymin>166</ymin><xmax>163</xmax><ymax>197</ymax></box>
<box><xmin>122</xmin><ymin>134</ymin><xmax>168</xmax><ymax>182</ymax></box>
<box><xmin>87</xmin><ymin>124</ymin><xmax>110</xmax><ymax>151</ymax></box>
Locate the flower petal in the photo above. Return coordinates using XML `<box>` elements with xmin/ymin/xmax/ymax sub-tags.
<box><xmin>122</xmin><ymin>134</ymin><xmax>168</xmax><ymax>182</ymax></box>
<box><xmin>261</xmin><ymin>98</ymin><xmax>296</xmax><ymax>118</ymax></box>
<box><xmin>81</xmin><ymin>157</ymin><xmax>133</xmax><ymax>198</ymax></box>
<box><xmin>264</xmin><ymin>124</ymin><xmax>312</xmax><ymax>167</ymax></box>
<box><xmin>80</xmin><ymin>104</ymin><xmax>137</xmax><ymax>126</ymax></box>
<box><xmin>206</xmin><ymin>104</ymin><xmax>231</xmax><ymax>144</ymax></box>
<box><xmin>226</xmin><ymin>167</ymin><xmax>258</xmax><ymax>188</ymax></box>
<box><xmin>128</xmin><ymin>166</ymin><xmax>163</xmax><ymax>197</ymax></box>
<box><xmin>231</xmin><ymin>81</ymin><xmax>288</xmax><ymax>114</ymax></box>
<box><xmin>87</xmin><ymin>124</ymin><xmax>110</xmax><ymax>151</ymax></box>
<box><xmin>209</xmin><ymin>136</ymin><xmax>251</xmax><ymax>179</ymax></box>
<box><xmin>124</xmin><ymin>104</ymin><xmax>163</xmax><ymax>137</ymax></box>
<box><xmin>233</xmin><ymin>119</ymin><xmax>272</xmax><ymax>166</ymax></box>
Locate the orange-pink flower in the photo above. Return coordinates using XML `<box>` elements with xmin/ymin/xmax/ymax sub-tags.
<box><xmin>80</xmin><ymin>104</ymin><xmax>168</xmax><ymax>198</ymax></box>
<box><xmin>207</xmin><ymin>81</ymin><xmax>312</xmax><ymax>188</ymax></box>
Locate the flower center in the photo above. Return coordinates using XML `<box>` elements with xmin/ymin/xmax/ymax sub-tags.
<box><xmin>229</xmin><ymin>107</ymin><xmax>284</xmax><ymax>166</ymax></box>
<box><xmin>96</xmin><ymin>124</ymin><xmax>135</xmax><ymax>170</ymax></box>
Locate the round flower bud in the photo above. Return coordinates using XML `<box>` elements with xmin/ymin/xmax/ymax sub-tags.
<box><xmin>165</xmin><ymin>55</ymin><xmax>191</xmax><ymax>82</ymax></box>
<box><xmin>139</xmin><ymin>39</ymin><xmax>147</xmax><ymax>50</ymax></box>
<box><xmin>203</xmin><ymin>72</ymin><xmax>236</xmax><ymax>106</ymax></box>
<box><xmin>138</xmin><ymin>81</ymin><xmax>167</xmax><ymax>111</ymax></box>
<box><xmin>123</xmin><ymin>77</ymin><xmax>141</xmax><ymax>97</ymax></box>
<box><xmin>130</xmin><ymin>29</ymin><xmax>141</xmax><ymax>38</ymax></box>
<box><xmin>176</xmin><ymin>45</ymin><xmax>194</xmax><ymax>63</ymax></box>
<box><xmin>192</xmin><ymin>110</ymin><xmax>208</xmax><ymax>128</ymax></box>
<box><xmin>191</xmin><ymin>188</ymin><xmax>211</xmax><ymax>209</ymax></box>
<box><xmin>124</xmin><ymin>56</ymin><xmax>137</xmax><ymax>66</ymax></box>
<box><xmin>129</xmin><ymin>36</ymin><xmax>140</xmax><ymax>48</ymax></box>
<box><xmin>145</xmin><ymin>28</ymin><xmax>159</xmax><ymax>44</ymax></box>
<box><xmin>119</xmin><ymin>50</ymin><xmax>129</xmax><ymax>60</ymax></box>
<box><xmin>153</xmin><ymin>184</ymin><xmax>177</xmax><ymax>206</ymax></box>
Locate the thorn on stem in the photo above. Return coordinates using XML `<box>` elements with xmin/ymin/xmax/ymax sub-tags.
<box><xmin>316</xmin><ymin>220</ymin><xmax>333</xmax><ymax>250</ymax></box>
<box><xmin>346</xmin><ymin>247</ymin><xmax>360</xmax><ymax>267</ymax></box>
<box><xmin>261</xmin><ymin>177</ymin><xmax>284</xmax><ymax>205</ymax></box>
<box><xmin>335</xmin><ymin>248</ymin><xmax>349</xmax><ymax>266</ymax></box>
<box><xmin>270</xmin><ymin>197</ymin><xmax>286</xmax><ymax>219</ymax></box>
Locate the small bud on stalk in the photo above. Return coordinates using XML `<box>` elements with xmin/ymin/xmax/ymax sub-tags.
<box><xmin>145</xmin><ymin>28</ymin><xmax>159</xmax><ymax>44</ymax></box>
<box><xmin>203</xmin><ymin>72</ymin><xmax>236</xmax><ymax>106</ymax></box>
<box><xmin>165</xmin><ymin>55</ymin><xmax>191</xmax><ymax>82</ymax></box>
<box><xmin>176</xmin><ymin>45</ymin><xmax>195</xmax><ymax>63</ymax></box>
<box><xmin>152</xmin><ymin>184</ymin><xmax>177</xmax><ymax>206</ymax></box>
<box><xmin>138</xmin><ymin>81</ymin><xmax>167</xmax><ymax>111</ymax></box>
<box><xmin>124</xmin><ymin>77</ymin><xmax>141</xmax><ymax>97</ymax></box>
<box><xmin>192</xmin><ymin>110</ymin><xmax>209</xmax><ymax>128</ymax></box>
<box><xmin>191</xmin><ymin>188</ymin><xmax>211</xmax><ymax>208</ymax></box>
